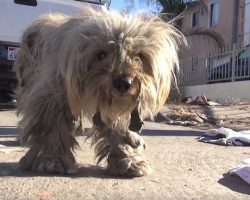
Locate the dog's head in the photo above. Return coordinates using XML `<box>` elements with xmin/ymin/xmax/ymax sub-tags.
<box><xmin>58</xmin><ymin>8</ymin><xmax>185</xmax><ymax>125</ymax></box>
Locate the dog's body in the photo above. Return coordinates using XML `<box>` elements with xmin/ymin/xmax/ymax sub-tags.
<box><xmin>15</xmin><ymin>7</ymin><xmax>184</xmax><ymax>176</ymax></box>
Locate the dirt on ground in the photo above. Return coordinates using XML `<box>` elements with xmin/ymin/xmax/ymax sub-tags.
<box><xmin>0</xmin><ymin>107</ymin><xmax>250</xmax><ymax>199</ymax></box>
<box><xmin>156</xmin><ymin>102</ymin><xmax>250</xmax><ymax>131</ymax></box>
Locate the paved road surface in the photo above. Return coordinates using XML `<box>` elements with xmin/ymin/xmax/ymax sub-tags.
<box><xmin>0</xmin><ymin>110</ymin><xmax>249</xmax><ymax>199</ymax></box>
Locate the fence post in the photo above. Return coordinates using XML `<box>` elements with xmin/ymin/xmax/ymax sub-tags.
<box><xmin>206</xmin><ymin>53</ymin><xmax>211</xmax><ymax>83</ymax></box>
<box><xmin>231</xmin><ymin>44</ymin><xmax>236</xmax><ymax>82</ymax></box>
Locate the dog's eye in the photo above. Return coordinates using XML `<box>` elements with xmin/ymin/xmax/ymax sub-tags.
<box><xmin>97</xmin><ymin>50</ymin><xmax>107</xmax><ymax>61</ymax></box>
<box><xmin>134</xmin><ymin>53</ymin><xmax>144</xmax><ymax>64</ymax></box>
<box><xmin>137</xmin><ymin>53</ymin><xmax>144</xmax><ymax>60</ymax></box>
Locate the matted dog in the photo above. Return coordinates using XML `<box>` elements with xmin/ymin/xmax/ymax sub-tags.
<box><xmin>14</xmin><ymin>7</ymin><xmax>185</xmax><ymax>176</ymax></box>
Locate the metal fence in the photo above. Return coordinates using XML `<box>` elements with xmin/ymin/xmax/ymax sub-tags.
<box><xmin>179</xmin><ymin>45</ymin><xmax>250</xmax><ymax>86</ymax></box>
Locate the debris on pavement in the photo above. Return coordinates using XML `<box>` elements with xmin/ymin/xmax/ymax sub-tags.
<box><xmin>153</xmin><ymin>102</ymin><xmax>250</xmax><ymax>131</ymax></box>
<box><xmin>197</xmin><ymin>127</ymin><xmax>250</xmax><ymax>146</ymax></box>
<box><xmin>154</xmin><ymin>111</ymin><xmax>199</xmax><ymax>126</ymax></box>
<box><xmin>186</xmin><ymin>96</ymin><xmax>221</xmax><ymax>106</ymax></box>
<box><xmin>153</xmin><ymin>104</ymin><xmax>222</xmax><ymax>129</ymax></box>
<box><xmin>229</xmin><ymin>158</ymin><xmax>250</xmax><ymax>185</ymax></box>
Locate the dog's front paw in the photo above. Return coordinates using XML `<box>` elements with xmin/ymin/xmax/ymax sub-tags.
<box><xmin>19</xmin><ymin>150</ymin><xmax>77</xmax><ymax>174</ymax></box>
<box><xmin>127</xmin><ymin>159</ymin><xmax>152</xmax><ymax>177</ymax></box>
<box><xmin>107</xmin><ymin>153</ymin><xmax>152</xmax><ymax>177</ymax></box>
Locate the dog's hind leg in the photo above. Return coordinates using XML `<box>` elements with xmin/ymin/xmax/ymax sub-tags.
<box><xmin>19</xmin><ymin>87</ymin><xmax>79</xmax><ymax>174</ymax></box>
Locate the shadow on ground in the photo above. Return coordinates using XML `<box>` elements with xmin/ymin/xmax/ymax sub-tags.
<box><xmin>0</xmin><ymin>125</ymin><xmax>204</xmax><ymax>138</ymax></box>
<box><xmin>0</xmin><ymin>162</ymin><xmax>134</xmax><ymax>180</ymax></box>
<box><xmin>218</xmin><ymin>173</ymin><xmax>250</xmax><ymax>195</ymax></box>
<box><xmin>142</xmin><ymin>129</ymin><xmax>203</xmax><ymax>137</ymax></box>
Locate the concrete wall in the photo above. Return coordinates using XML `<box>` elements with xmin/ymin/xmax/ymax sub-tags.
<box><xmin>180</xmin><ymin>0</ymin><xmax>236</xmax><ymax>44</ymax></box>
<box><xmin>182</xmin><ymin>80</ymin><xmax>250</xmax><ymax>103</ymax></box>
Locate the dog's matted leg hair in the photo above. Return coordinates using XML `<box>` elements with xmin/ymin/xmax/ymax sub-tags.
<box><xmin>89</xmin><ymin>111</ymin><xmax>151</xmax><ymax>177</ymax></box>
<box><xmin>18</xmin><ymin>88</ymin><xmax>79</xmax><ymax>174</ymax></box>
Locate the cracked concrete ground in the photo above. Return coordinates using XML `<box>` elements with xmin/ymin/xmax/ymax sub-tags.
<box><xmin>0</xmin><ymin>109</ymin><xmax>249</xmax><ymax>200</ymax></box>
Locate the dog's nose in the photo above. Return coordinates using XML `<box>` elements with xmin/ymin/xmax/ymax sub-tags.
<box><xmin>113</xmin><ymin>77</ymin><xmax>132</xmax><ymax>94</ymax></box>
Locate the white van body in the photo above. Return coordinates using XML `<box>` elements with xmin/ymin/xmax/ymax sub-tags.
<box><xmin>0</xmin><ymin>0</ymin><xmax>107</xmax><ymax>44</ymax></box>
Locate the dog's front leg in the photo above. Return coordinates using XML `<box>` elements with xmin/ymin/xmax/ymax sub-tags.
<box><xmin>106</xmin><ymin>129</ymin><xmax>152</xmax><ymax>177</ymax></box>
<box><xmin>19</xmin><ymin>90</ymin><xmax>78</xmax><ymax>174</ymax></box>
<box><xmin>92</xmin><ymin>112</ymin><xmax>151</xmax><ymax>177</ymax></box>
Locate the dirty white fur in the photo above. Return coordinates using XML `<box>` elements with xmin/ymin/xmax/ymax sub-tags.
<box><xmin>14</xmin><ymin>7</ymin><xmax>185</xmax><ymax>176</ymax></box>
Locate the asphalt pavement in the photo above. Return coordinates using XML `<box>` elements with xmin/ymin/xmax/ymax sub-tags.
<box><xmin>0</xmin><ymin>110</ymin><xmax>249</xmax><ymax>200</ymax></box>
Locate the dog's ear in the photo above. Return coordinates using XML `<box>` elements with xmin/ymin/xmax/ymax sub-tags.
<box><xmin>136</xmin><ymin>17</ymin><xmax>186</xmax><ymax>112</ymax></box>
<box><xmin>68</xmin><ymin>94</ymin><xmax>81</xmax><ymax>117</ymax></box>
<box><xmin>65</xmin><ymin>67</ymin><xmax>82</xmax><ymax>117</ymax></box>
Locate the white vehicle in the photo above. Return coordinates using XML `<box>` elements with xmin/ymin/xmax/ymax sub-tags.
<box><xmin>0</xmin><ymin>0</ymin><xmax>107</xmax><ymax>106</ymax></box>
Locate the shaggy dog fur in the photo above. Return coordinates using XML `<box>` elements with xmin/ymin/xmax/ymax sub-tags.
<box><xmin>14</xmin><ymin>7</ymin><xmax>185</xmax><ymax>176</ymax></box>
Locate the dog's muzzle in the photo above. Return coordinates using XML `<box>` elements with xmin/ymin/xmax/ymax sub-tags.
<box><xmin>113</xmin><ymin>77</ymin><xmax>132</xmax><ymax>94</ymax></box>
<box><xmin>112</xmin><ymin>75</ymin><xmax>140</xmax><ymax>97</ymax></box>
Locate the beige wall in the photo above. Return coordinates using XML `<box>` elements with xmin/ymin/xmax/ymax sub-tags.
<box><xmin>181</xmin><ymin>0</ymin><xmax>235</xmax><ymax>44</ymax></box>
<box><xmin>243</xmin><ymin>0</ymin><xmax>250</xmax><ymax>45</ymax></box>
<box><xmin>179</xmin><ymin>0</ymin><xmax>245</xmax><ymax>59</ymax></box>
